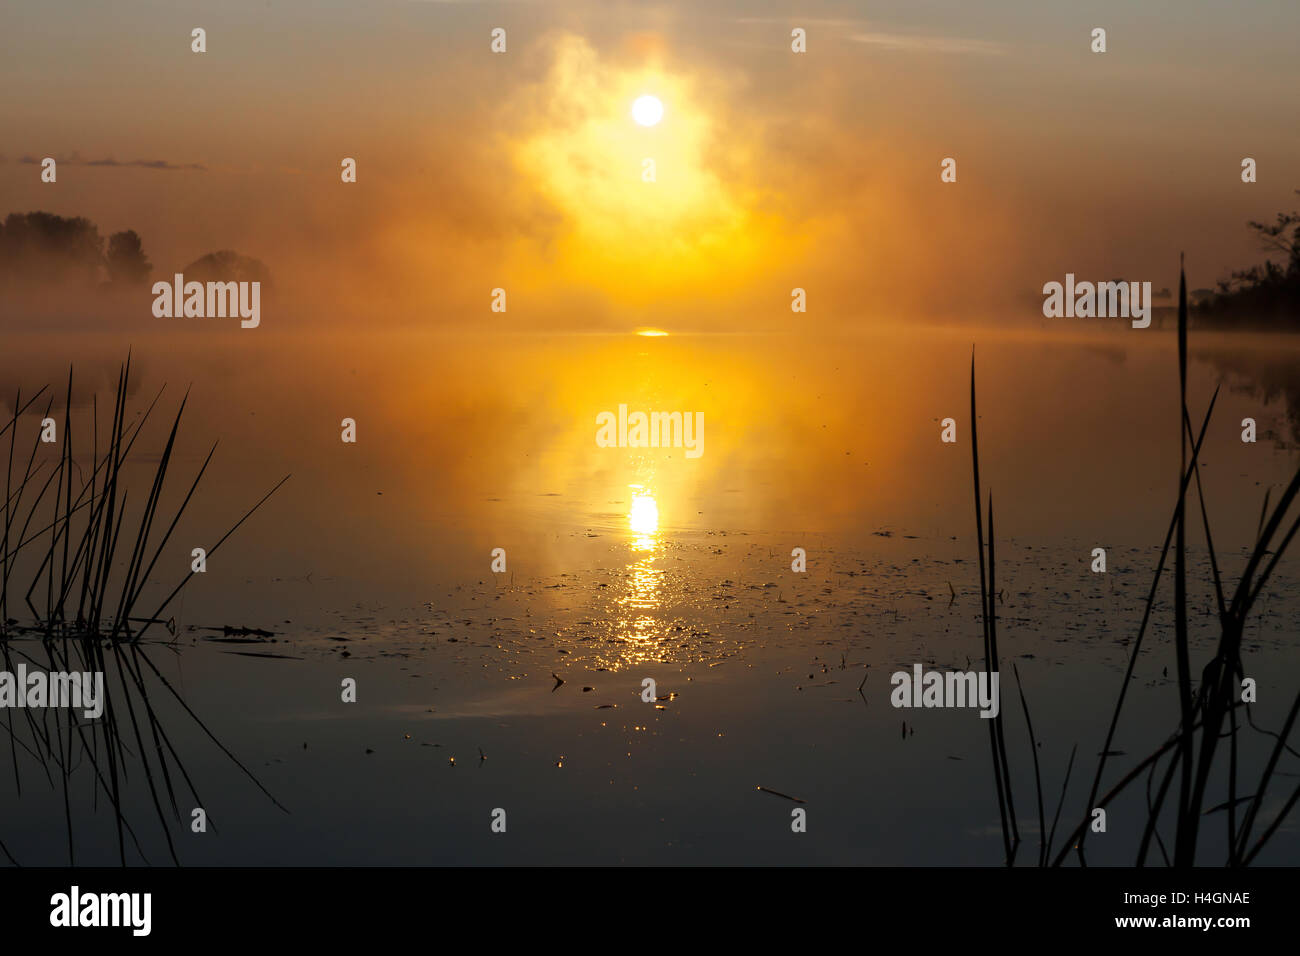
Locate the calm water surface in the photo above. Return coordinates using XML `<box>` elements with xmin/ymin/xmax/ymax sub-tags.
<box><xmin>1</xmin><ymin>323</ymin><xmax>1298</xmax><ymax>864</ymax></box>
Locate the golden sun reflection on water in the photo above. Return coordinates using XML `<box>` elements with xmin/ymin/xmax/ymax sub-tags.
<box><xmin>628</xmin><ymin>487</ymin><xmax>659</xmax><ymax>550</ymax></box>
<box><xmin>613</xmin><ymin>486</ymin><xmax>664</xmax><ymax>667</ymax></box>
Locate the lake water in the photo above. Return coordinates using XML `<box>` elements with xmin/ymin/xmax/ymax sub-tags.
<box><xmin>1</xmin><ymin>322</ymin><xmax>1298</xmax><ymax>865</ymax></box>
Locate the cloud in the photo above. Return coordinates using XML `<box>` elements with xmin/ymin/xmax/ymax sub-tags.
<box><xmin>16</xmin><ymin>154</ymin><xmax>205</xmax><ymax>171</ymax></box>
<box><xmin>734</xmin><ymin>17</ymin><xmax>866</xmax><ymax>27</ymax></box>
<box><xmin>849</xmin><ymin>32</ymin><xmax>1003</xmax><ymax>55</ymax></box>
<box><xmin>733</xmin><ymin>17</ymin><xmax>1002</xmax><ymax>55</ymax></box>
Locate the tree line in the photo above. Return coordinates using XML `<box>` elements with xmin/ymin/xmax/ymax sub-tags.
<box><xmin>0</xmin><ymin>211</ymin><xmax>269</xmax><ymax>291</ymax></box>
<box><xmin>1201</xmin><ymin>191</ymin><xmax>1300</xmax><ymax>327</ymax></box>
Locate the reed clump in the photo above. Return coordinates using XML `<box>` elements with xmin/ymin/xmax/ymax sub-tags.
<box><xmin>0</xmin><ymin>356</ymin><xmax>288</xmax><ymax>865</ymax></box>
<box><xmin>972</xmin><ymin>263</ymin><xmax>1299</xmax><ymax>866</ymax></box>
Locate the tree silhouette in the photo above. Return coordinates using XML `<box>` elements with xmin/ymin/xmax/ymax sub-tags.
<box><xmin>0</xmin><ymin>211</ymin><xmax>103</xmax><ymax>286</ymax></box>
<box><xmin>1207</xmin><ymin>191</ymin><xmax>1300</xmax><ymax>325</ymax></box>
<box><xmin>182</xmin><ymin>250</ymin><xmax>272</xmax><ymax>287</ymax></box>
<box><xmin>1246</xmin><ymin>190</ymin><xmax>1300</xmax><ymax>276</ymax></box>
<box><xmin>106</xmin><ymin>229</ymin><xmax>152</xmax><ymax>285</ymax></box>
<box><xmin>103</xmin><ymin>230</ymin><xmax>151</xmax><ymax>286</ymax></box>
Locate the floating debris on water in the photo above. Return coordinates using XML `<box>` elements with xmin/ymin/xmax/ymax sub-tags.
<box><xmin>756</xmin><ymin>786</ymin><xmax>806</xmax><ymax>804</ymax></box>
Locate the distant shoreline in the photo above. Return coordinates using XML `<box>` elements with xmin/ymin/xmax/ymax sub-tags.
<box><xmin>1149</xmin><ymin>303</ymin><xmax>1299</xmax><ymax>332</ymax></box>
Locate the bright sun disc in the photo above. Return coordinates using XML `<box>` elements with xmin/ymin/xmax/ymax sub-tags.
<box><xmin>632</xmin><ymin>95</ymin><xmax>663</xmax><ymax>126</ymax></box>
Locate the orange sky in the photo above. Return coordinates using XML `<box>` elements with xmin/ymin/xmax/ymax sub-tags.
<box><xmin>4</xmin><ymin>0</ymin><xmax>1300</xmax><ymax>330</ymax></box>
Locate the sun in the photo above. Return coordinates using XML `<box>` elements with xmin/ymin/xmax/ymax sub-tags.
<box><xmin>632</xmin><ymin>95</ymin><xmax>663</xmax><ymax>127</ymax></box>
